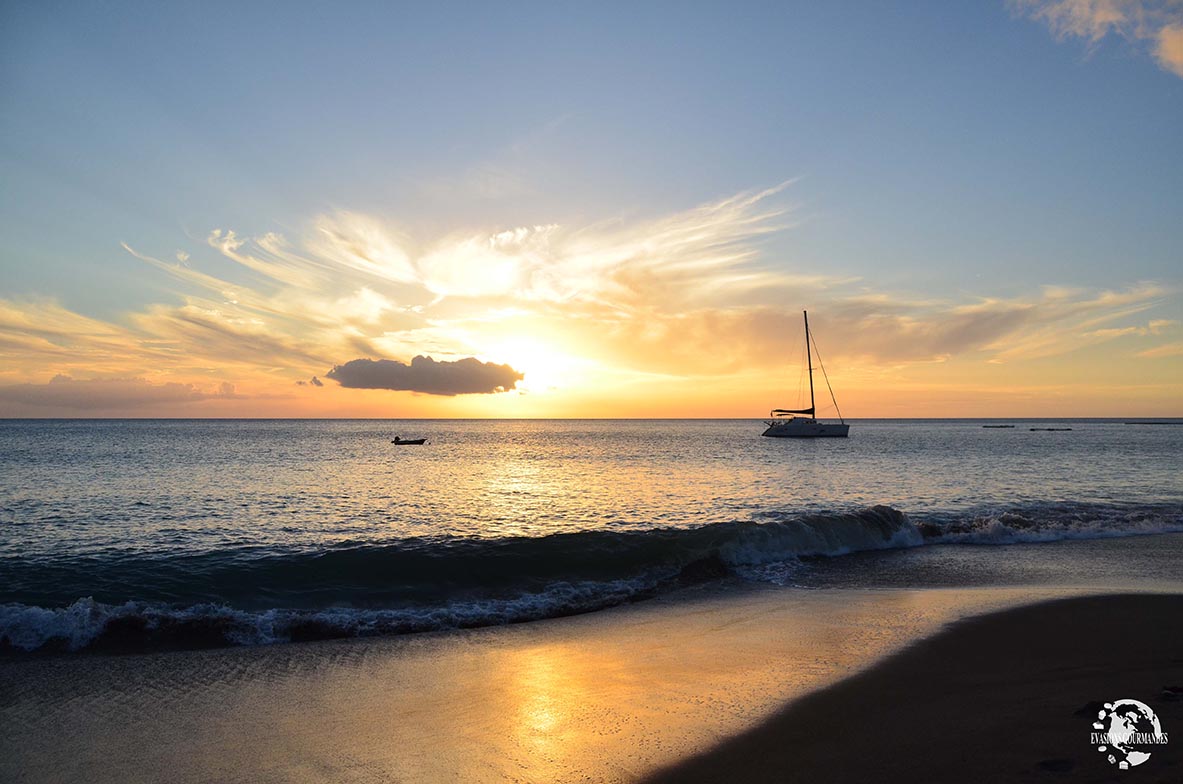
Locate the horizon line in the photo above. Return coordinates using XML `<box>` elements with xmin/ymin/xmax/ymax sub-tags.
<box><xmin>2</xmin><ymin>416</ymin><xmax>1180</xmax><ymax>422</ymax></box>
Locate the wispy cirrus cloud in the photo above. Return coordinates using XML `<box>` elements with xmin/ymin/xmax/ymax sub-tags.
<box><xmin>1013</xmin><ymin>0</ymin><xmax>1183</xmax><ymax>77</ymax></box>
<box><xmin>0</xmin><ymin>183</ymin><xmax>1177</xmax><ymax>415</ymax></box>
<box><xmin>1137</xmin><ymin>341</ymin><xmax>1183</xmax><ymax>358</ymax></box>
<box><xmin>0</xmin><ymin>186</ymin><xmax>808</xmax><ymax>404</ymax></box>
<box><xmin>0</xmin><ymin>298</ymin><xmax>168</xmax><ymax>376</ymax></box>
<box><xmin>1084</xmin><ymin>318</ymin><xmax>1174</xmax><ymax>338</ymax></box>
<box><xmin>0</xmin><ymin>375</ymin><xmax>240</xmax><ymax>412</ymax></box>
<box><xmin>546</xmin><ymin>281</ymin><xmax>1172</xmax><ymax>376</ymax></box>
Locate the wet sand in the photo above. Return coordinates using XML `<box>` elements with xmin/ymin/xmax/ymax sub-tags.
<box><xmin>646</xmin><ymin>593</ymin><xmax>1183</xmax><ymax>784</ymax></box>
<box><xmin>2</xmin><ymin>588</ymin><xmax>1178</xmax><ymax>783</ymax></box>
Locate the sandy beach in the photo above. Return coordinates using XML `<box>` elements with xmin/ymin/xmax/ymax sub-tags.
<box><xmin>647</xmin><ymin>593</ymin><xmax>1183</xmax><ymax>784</ymax></box>
<box><xmin>3</xmin><ymin>586</ymin><xmax>1179</xmax><ymax>783</ymax></box>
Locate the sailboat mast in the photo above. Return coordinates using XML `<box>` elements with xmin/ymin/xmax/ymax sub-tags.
<box><xmin>804</xmin><ymin>310</ymin><xmax>815</xmax><ymax>415</ymax></box>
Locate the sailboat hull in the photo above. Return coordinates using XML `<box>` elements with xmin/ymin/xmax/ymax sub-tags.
<box><xmin>761</xmin><ymin>420</ymin><xmax>849</xmax><ymax>438</ymax></box>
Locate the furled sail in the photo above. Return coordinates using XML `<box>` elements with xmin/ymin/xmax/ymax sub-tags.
<box><xmin>761</xmin><ymin>310</ymin><xmax>849</xmax><ymax>437</ymax></box>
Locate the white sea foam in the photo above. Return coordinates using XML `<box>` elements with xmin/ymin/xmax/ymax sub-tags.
<box><xmin>3</xmin><ymin>503</ymin><xmax>1180</xmax><ymax>654</ymax></box>
<box><xmin>0</xmin><ymin>577</ymin><xmax>659</xmax><ymax>653</ymax></box>
<box><xmin>922</xmin><ymin>509</ymin><xmax>1183</xmax><ymax>545</ymax></box>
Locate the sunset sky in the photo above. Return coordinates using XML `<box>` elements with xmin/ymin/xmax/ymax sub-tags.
<box><xmin>1</xmin><ymin>1</ymin><xmax>1180</xmax><ymax>417</ymax></box>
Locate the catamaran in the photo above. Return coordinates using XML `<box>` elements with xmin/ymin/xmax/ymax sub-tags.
<box><xmin>762</xmin><ymin>311</ymin><xmax>850</xmax><ymax>438</ymax></box>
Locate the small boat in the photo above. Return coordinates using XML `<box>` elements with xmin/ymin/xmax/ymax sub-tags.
<box><xmin>762</xmin><ymin>311</ymin><xmax>849</xmax><ymax>438</ymax></box>
<box><xmin>982</xmin><ymin>425</ymin><xmax>1015</xmax><ymax>429</ymax></box>
<box><xmin>391</xmin><ymin>437</ymin><xmax>427</xmax><ymax>445</ymax></box>
<box><xmin>1029</xmin><ymin>428</ymin><xmax>1072</xmax><ymax>432</ymax></box>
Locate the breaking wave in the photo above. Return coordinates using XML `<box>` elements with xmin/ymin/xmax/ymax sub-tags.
<box><xmin>914</xmin><ymin>502</ymin><xmax>1183</xmax><ymax>545</ymax></box>
<box><xmin>1</xmin><ymin>502</ymin><xmax>1179</xmax><ymax>654</ymax></box>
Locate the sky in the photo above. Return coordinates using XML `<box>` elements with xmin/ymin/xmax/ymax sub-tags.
<box><xmin>1</xmin><ymin>0</ymin><xmax>1180</xmax><ymax>418</ymax></box>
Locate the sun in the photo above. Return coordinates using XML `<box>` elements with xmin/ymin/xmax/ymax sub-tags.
<box><xmin>485</xmin><ymin>338</ymin><xmax>587</xmax><ymax>394</ymax></box>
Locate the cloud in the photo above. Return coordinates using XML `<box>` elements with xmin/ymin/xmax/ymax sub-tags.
<box><xmin>1014</xmin><ymin>0</ymin><xmax>1130</xmax><ymax>42</ymax></box>
<box><xmin>533</xmin><ymin>280</ymin><xmax>1172</xmax><ymax>378</ymax></box>
<box><xmin>1084</xmin><ymin>318</ymin><xmax>1175</xmax><ymax>338</ymax></box>
<box><xmin>0</xmin><ymin>297</ymin><xmax>184</xmax><ymax>380</ymax></box>
<box><xmin>0</xmin><ymin>375</ymin><xmax>239</xmax><ymax>411</ymax></box>
<box><xmin>130</xmin><ymin>303</ymin><xmax>332</xmax><ymax>368</ymax></box>
<box><xmin>1137</xmin><ymin>341</ymin><xmax>1183</xmax><ymax>358</ymax></box>
<box><xmin>90</xmin><ymin>186</ymin><xmax>806</xmax><ymax>384</ymax></box>
<box><xmin>380</xmin><ymin>182</ymin><xmax>806</xmax><ymax>303</ymax></box>
<box><xmin>307</xmin><ymin>213</ymin><xmax>419</xmax><ymax>285</ymax></box>
<box><xmin>2</xmin><ymin>184</ymin><xmax>1177</xmax><ymax>417</ymax></box>
<box><xmin>1013</xmin><ymin>0</ymin><xmax>1183</xmax><ymax>78</ymax></box>
<box><xmin>1156</xmin><ymin>23</ymin><xmax>1183</xmax><ymax>75</ymax></box>
<box><xmin>325</xmin><ymin>356</ymin><xmax>523</xmax><ymax>395</ymax></box>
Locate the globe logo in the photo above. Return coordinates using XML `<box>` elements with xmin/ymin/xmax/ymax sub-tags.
<box><xmin>1091</xmin><ymin>699</ymin><xmax>1169</xmax><ymax>770</ymax></box>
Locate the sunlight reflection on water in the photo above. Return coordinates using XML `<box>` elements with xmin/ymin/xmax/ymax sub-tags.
<box><xmin>2</xmin><ymin>418</ymin><xmax>1178</xmax><ymax>560</ymax></box>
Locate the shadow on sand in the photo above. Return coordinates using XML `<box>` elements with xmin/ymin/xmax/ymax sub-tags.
<box><xmin>643</xmin><ymin>594</ymin><xmax>1183</xmax><ymax>784</ymax></box>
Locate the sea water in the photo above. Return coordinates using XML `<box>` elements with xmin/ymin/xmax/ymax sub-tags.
<box><xmin>1</xmin><ymin>418</ymin><xmax>1180</xmax><ymax>652</ymax></box>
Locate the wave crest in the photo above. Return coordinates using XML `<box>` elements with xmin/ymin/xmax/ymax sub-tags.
<box><xmin>0</xmin><ymin>506</ymin><xmax>918</xmax><ymax>654</ymax></box>
<box><xmin>3</xmin><ymin>502</ymin><xmax>1179</xmax><ymax>654</ymax></box>
<box><xmin>916</xmin><ymin>504</ymin><xmax>1183</xmax><ymax>544</ymax></box>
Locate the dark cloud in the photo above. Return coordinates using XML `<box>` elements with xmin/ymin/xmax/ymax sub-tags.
<box><xmin>326</xmin><ymin>356</ymin><xmax>523</xmax><ymax>396</ymax></box>
<box><xmin>310</xmin><ymin>376</ymin><xmax>324</xmax><ymax>387</ymax></box>
<box><xmin>0</xmin><ymin>375</ymin><xmax>239</xmax><ymax>412</ymax></box>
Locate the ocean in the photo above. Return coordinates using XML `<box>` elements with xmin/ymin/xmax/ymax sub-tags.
<box><xmin>2</xmin><ymin>418</ymin><xmax>1181</xmax><ymax>654</ymax></box>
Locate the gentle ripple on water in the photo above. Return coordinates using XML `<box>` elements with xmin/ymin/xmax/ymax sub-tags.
<box><xmin>0</xmin><ymin>418</ymin><xmax>1180</xmax><ymax>653</ymax></box>
<box><xmin>2</xmin><ymin>418</ymin><xmax>1180</xmax><ymax>558</ymax></box>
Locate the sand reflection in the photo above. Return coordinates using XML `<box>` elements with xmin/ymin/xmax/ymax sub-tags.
<box><xmin>509</xmin><ymin>646</ymin><xmax>579</xmax><ymax>771</ymax></box>
<box><xmin>1</xmin><ymin>586</ymin><xmax>1080</xmax><ymax>784</ymax></box>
